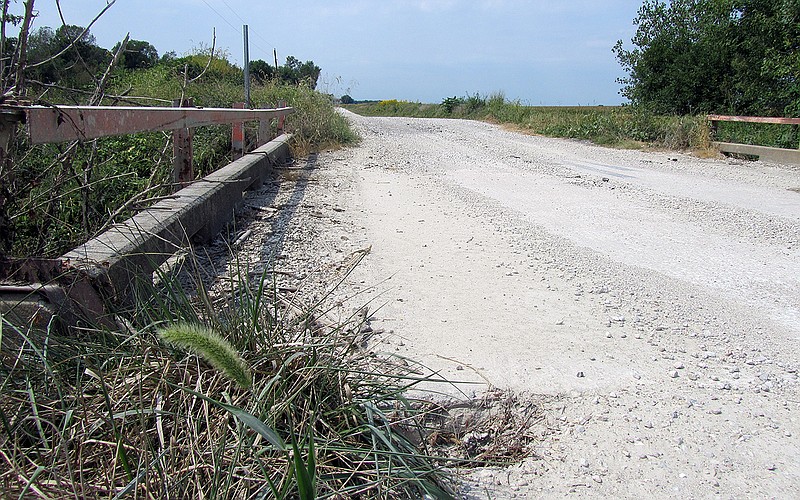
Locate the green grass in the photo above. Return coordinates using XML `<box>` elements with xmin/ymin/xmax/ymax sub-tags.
<box><xmin>346</xmin><ymin>93</ymin><xmax>714</xmax><ymax>151</ymax></box>
<box><xmin>0</xmin><ymin>251</ymin><xmax>464</xmax><ymax>498</ymax></box>
<box><xmin>713</xmin><ymin>121</ymin><xmax>800</xmax><ymax>150</ymax></box>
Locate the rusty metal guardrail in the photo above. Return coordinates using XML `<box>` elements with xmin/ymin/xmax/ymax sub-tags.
<box><xmin>708</xmin><ymin>114</ymin><xmax>800</xmax><ymax>165</ymax></box>
<box><xmin>0</xmin><ymin>101</ymin><xmax>293</xmax><ymax>187</ymax></box>
<box><xmin>0</xmin><ymin>102</ymin><xmax>294</xmax><ymax>332</ymax></box>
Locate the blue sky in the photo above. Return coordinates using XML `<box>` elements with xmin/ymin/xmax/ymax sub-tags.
<box><xmin>27</xmin><ymin>0</ymin><xmax>640</xmax><ymax>105</ymax></box>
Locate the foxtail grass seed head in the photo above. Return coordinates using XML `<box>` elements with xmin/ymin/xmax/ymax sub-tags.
<box><xmin>159</xmin><ymin>323</ymin><xmax>252</xmax><ymax>389</ymax></box>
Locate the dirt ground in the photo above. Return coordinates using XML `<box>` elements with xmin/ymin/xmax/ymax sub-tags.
<box><xmin>217</xmin><ymin>110</ymin><xmax>800</xmax><ymax>498</ymax></box>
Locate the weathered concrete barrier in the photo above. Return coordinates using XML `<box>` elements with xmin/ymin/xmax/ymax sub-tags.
<box><xmin>1</xmin><ymin>134</ymin><xmax>292</xmax><ymax>330</ymax></box>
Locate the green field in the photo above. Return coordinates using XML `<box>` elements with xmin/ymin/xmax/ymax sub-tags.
<box><xmin>346</xmin><ymin>94</ymin><xmax>800</xmax><ymax>154</ymax></box>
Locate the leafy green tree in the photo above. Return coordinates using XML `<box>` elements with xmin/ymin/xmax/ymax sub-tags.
<box><xmin>277</xmin><ymin>56</ymin><xmax>320</xmax><ymax>88</ymax></box>
<box><xmin>114</xmin><ymin>39</ymin><xmax>158</xmax><ymax>70</ymax></box>
<box><xmin>615</xmin><ymin>0</ymin><xmax>800</xmax><ymax>116</ymax></box>
<box><xmin>25</xmin><ymin>25</ymin><xmax>110</xmax><ymax>86</ymax></box>
<box><xmin>249</xmin><ymin>59</ymin><xmax>274</xmax><ymax>83</ymax></box>
<box><xmin>340</xmin><ymin>94</ymin><xmax>354</xmax><ymax>104</ymax></box>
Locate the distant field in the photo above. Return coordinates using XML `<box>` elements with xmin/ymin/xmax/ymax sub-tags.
<box><xmin>346</xmin><ymin>98</ymin><xmax>800</xmax><ymax>153</ymax></box>
<box><xmin>345</xmin><ymin>98</ymin><xmax>711</xmax><ymax>151</ymax></box>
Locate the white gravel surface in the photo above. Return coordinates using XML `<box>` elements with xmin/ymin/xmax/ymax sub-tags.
<box><xmin>208</xmin><ymin>110</ymin><xmax>800</xmax><ymax>498</ymax></box>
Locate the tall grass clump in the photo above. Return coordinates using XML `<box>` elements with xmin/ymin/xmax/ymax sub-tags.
<box><xmin>251</xmin><ymin>81</ymin><xmax>359</xmax><ymax>155</ymax></box>
<box><xmin>0</xmin><ymin>254</ymin><xmax>461</xmax><ymax>498</ymax></box>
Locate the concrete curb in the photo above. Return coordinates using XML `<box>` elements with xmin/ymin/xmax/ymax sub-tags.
<box><xmin>2</xmin><ymin>134</ymin><xmax>292</xmax><ymax>326</ymax></box>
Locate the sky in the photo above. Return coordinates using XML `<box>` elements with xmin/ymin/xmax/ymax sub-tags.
<box><xmin>24</xmin><ymin>0</ymin><xmax>641</xmax><ymax>105</ymax></box>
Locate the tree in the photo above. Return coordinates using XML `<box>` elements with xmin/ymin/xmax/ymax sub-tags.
<box><xmin>276</xmin><ymin>55</ymin><xmax>321</xmax><ymax>88</ymax></box>
<box><xmin>615</xmin><ymin>0</ymin><xmax>800</xmax><ymax>116</ymax></box>
<box><xmin>340</xmin><ymin>94</ymin><xmax>354</xmax><ymax>104</ymax></box>
<box><xmin>115</xmin><ymin>39</ymin><xmax>158</xmax><ymax>69</ymax></box>
<box><xmin>249</xmin><ymin>59</ymin><xmax>273</xmax><ymax>83</ymax></box>
<box><xmin>25</xmin><ymin>25</ymin><xmax>110</xmax><ymax>86</ymax></box>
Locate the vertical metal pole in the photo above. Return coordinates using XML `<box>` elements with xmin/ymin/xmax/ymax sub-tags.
<box><xmin>231</xmin><ymin>102</ymin><xmax>245</xmax><ymax>159</ymax></box>
<box><xmin>243</xmin><ymin>25</ymin><xmax>250</xmax><ymax>109</ymax></box>
<box><xmin>172</xmin><ymin>98</ymin><xmax>194</xmax><ymax>189</ymax></box>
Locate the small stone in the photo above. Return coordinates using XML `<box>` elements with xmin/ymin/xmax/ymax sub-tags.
<box><xmin>577</xmin><ymin>371</ymin><xmax>585</xmax><ymax>378</ymax></box>
<box><xmin>579</xmin><ymin>458</ymin><xmax>590</xmax><ymax>468</ymax></box>
<box><xmin>767</xmin><ymin>464</ymin><xmax>777</xmax><ymax>471</ymax></box>
<box><xmin>556</xmin><ymin>320</ymin><xmax>564</xmax><ymax>326</ymax></box>
<box><xmin>592</xmin><ymin>475</ymin><xmax>603</xmax><ymax>483</ymax></box>
<box><xmin>674</xmin><ymin>362</ymin><xmax>685</xmax><ymax>370</ymax></box>
<box><xmin>670</xmin><ymin>370</ymin><xmax>679</xmax><ymax>379</ymax></box>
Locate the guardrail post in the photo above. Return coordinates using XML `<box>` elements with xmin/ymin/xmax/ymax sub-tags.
<box><xmin>232</xmin><ymin>102</ymin><xmax>245</xmax><ymax>159</ymax></box>
<box><xmin>172</xmin><ymin>98</ymin><xmax>194</xmax><ymax>190</ymax></box>
<box><xmin>277</xmin><ymin>100</ymin><xmax>287</xmax><ymax>134</ymax></box>
<box><xmin>0</xmin><ymin>109</ymin><xmax>23</xmax><ymax>251</ymax></box>
<box><xmin>257</xmin><ymin>118</ymin><xmax>269</xmax><ymax>147</ymax></box>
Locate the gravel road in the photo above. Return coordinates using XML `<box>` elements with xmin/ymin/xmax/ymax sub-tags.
<box><xmin>213</xmin><ymin>110</ymin><xmax>800</xmax><ymax>498</ymax></box>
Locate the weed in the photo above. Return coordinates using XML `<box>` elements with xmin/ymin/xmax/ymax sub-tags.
<box><xmin>0</xmin><ymin>250</ymin><xmax>462</xmax><ymax>498</ymax></box>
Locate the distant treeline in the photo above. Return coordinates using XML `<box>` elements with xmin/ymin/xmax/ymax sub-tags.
<box><xmin>5</xmin><ymin>23</ymin><xmax>322</xmax><ymax>97</ymax></box>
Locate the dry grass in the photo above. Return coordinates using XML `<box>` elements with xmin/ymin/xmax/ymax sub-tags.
<box><xmin>0</xmin><ymin>254</ymin><xmax>462</xmax><ymax>498</ymax></box>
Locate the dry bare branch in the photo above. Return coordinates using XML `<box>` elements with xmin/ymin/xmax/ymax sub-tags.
<box><xmin>89</xmin><ymin>32</ymin><xmax>129</xmax><ymax>106</ymax></box>
<box><xmin>12</xmin><ymin>0</ymin><xmax>35</xmax><ymax>94</ymax></box>
<box><xmin>26</xmin><ymin>0</ymin><xmax>116</xmax><ymax>69</ymax></box>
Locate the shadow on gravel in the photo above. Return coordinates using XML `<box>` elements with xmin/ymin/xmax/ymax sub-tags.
<box><xmin>259</xmin><ymin>152</ymin><xmax>317</xmax><ymax>267</ymax></box>
<box><xmin>169</xmin><ymin>154</ymin><xmax>315</xmax><ymax>294</ymax></box>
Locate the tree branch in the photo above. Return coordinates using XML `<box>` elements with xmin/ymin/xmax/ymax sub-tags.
<box><xmin>89</xmin><ymin>32</ymin><xmax>128</xmax><ymax>106</ymax></box>
<box><xmin>26</xmin><ymin>0</ymin><xmax>116</xmax><ymax>69</ymax></box>
<box><xmin>12</xmin><ymin>0</ymin><xmax>35</xmax><ymax>94</ymax></box>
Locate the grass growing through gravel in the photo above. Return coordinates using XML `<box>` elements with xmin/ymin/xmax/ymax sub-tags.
<box><xmin>0</xmin><ymin>250</ymin><xmax>471</xmax><ymax>498</ymax></box>
<box><xmin>346</xmin><ymin>93</ymin><xmax>713</xmax><ymax>151</ymax></box>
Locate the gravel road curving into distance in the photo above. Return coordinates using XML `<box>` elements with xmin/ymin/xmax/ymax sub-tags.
<box><xmin>213</xmin><ymin>109</ymin><xmax>800</xmax><ymax>497</ymax></box>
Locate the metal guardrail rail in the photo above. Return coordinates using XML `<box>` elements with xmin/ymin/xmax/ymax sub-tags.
<box><xmin>0</xmin><ymin>102</ymin><xmax>294</xmax><ymax>331</ymax></box>
<box><xmin>0</xmin><ymin>101</ymin><xmax>294</xmax><ymax>185</ymax></box>
<box><xmin>708</xmin><ymin>114</ymin><xmax>800</xmax><ymax>165</ymax></box>
<box><xmin>22</xmin><ymin>104</ymin><xmax>293</xmax><ymax>143</ymax></box>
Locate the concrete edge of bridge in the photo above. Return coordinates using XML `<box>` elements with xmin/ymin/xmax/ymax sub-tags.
<box><xmin>1</xmin><ymin>134</ymin><xmax>293</xmax><ymax>335</ymax></box>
